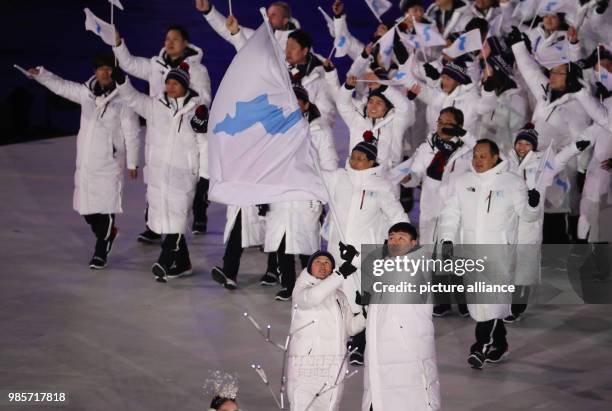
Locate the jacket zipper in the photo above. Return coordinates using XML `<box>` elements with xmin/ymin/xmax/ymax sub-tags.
<box><xmin>486</xmin><ymin>190</ymin><xmax>492</xmax><ymax>213</ymax></box>
<box><xmin>360</xmin><ymin>190</ymin><xmax>365</xmax><ymax>210</ymax></box>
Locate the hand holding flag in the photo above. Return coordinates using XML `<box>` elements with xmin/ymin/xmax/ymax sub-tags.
<box><xmin>442</xmin><ymin>29</ymin><xmax>483</xmax><ymax>59</ymax></box>
<box><xmin>84</xmin><ymin>8</ymin><xmax>116</xmax><ymax>46</ymax></box>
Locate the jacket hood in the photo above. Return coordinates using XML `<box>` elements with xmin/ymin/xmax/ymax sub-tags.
<box><xmin>470</xmin><ymin>158</ymin><xmax>509</xmax><ymax>180</ymax></box>
<box><xmin>345</xmin><ymin>163</ymin><xmax>390</xmax><ymax>191</ymax></box>
<box><xmin>158</xmin><ymin>43</ymin><xmax>204</xmax><ymax>65</ymax></box>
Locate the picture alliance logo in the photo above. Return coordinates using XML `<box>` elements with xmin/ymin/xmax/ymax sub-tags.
<box><xmin>372</xmin><ymin>255</ymin><xmax>487</xmax><ymax>277</ymax></box>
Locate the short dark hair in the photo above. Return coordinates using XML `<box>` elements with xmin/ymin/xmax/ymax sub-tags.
<box><xmin>439</xmin><ymin>106</ymin><xmax>464</xmax><ymax>127</ymax></box>
<box><xmin>167</xmin><ymin>25</ymin><xmax>189</xmax><ymax>41</ymax></box>
<box><xmin>288</xmin><ymin>29</ymin><xmax>312</xmax><ymax>50</ymax></box>
<box><xmin>475</xmin><ymin>138</ymin><xmax>500</xmax><ymax>156</ymax></box>
<box><xmin>270</xmin><ymin>1</ymin><xmax>292</xmax><ymax>19</ymax></box>
<box><xmin>388</xmin><ymin>222</ymin><xmax>418</xmax><ymax>240</ymax></box>
<box><xmin>465</xmin><ymin>18</ymin><xmax>489</xmax><ymax>37</ymax></box>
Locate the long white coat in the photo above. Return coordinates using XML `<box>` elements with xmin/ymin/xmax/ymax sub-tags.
<box><xmin>438</xmin><ymin>160</ymin><xmax>540</xmax><ymax>321</ymax></box>
<box><xmin>322</xmin><ymin>164</ymin><xmax>409</xmax><ymax>312</ymax></box>
<box><xmin>118</xmin><ymin>80</ymin><xmax>205</xmax><ymax>234</ymax></box>
<box><xmin>288</xmin><ymin>269</ymin><xmax>366</xmax><ymax>411</ymax></box>
<box><xmin>34</xmin><ymin>68</ymin><xmax>140</xmax><ymax>215</ymax></box>
<box><xmin>223</xmin><ymin>206</ymin><xmax>264</xmax><ymax>248</ymax></box>
<box><xmin>398</xmin><ymin>132</ymin><xmax>477</xmax><ymax>244</ymax></box>
<box><xmin>337</xmin><ymin>85</ymin><xmax>415</xmax><ymax>169</ymax></box>
<box><xmin>363</xmin><ymin>247</ymin><xmax>440</xmax><ymax>411</ymax></box>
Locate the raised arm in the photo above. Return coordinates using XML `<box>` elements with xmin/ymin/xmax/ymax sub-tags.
<box><xmin>293</xmin><ymin>272</ymin><xmax>344</xmax><ymax>309</ymax></box>
<box><xmin>116</xmin><ymin>79</ymin><xmax>154</xmax><ymax>120</ymax></box>
<box><xmin>113</xmin><ymin>38</ymin><xmax>153</xmax><ymax>82</ymax></box>
<box><xmin>31</xmin><ymin>67</ymin><xmax>85</xmax><ymax>105</ymax></box>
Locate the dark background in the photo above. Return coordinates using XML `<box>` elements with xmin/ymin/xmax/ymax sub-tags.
<box><xmin>1</xmin><ymin>0</ymin><xmax>430</xmax><ymax>144</ymax></box>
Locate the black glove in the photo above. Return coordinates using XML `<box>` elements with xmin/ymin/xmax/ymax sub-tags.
<box><xmin>407</xmin><ymin>90</ymin><xmax>418</xmax><ymax>100</ymax></box>
<box><xmin>441</xmin><ymin>241</ymin><xmax>453</xmax><ymax>260</ymax></box>
<box><xmin>355</xmin><ymin>290</ymin><xmax>371</xmax><ymax>306</ymax></box>
<box><xmin>507</xmin><ymin>26</ymin><xmax>524</xmax><ymax>47</ymax></box>
<box><xmin>576</xmin><ymin>140</ymin><xmax>590</xmax><ymax>152</ymax></box>
<box><xmin>337</xmin><ymin>261</ymin><xmax>357</xmax><ymax>279</ymax></box>
<box><xmin>190</xmin><ymin>104</ymin><xmax>209</xmax><ymax>133</ymax></box>
<box><xmin>596</xmin><ymin>0</ymin><xmax>609</xmax><ymax>13</ymax></box>
<box><xmin>441</xmin><ymin>125</ymin><xmax>467</xmax><ymax>137</ymax></box>
<box><xmin>580</xmin><ymin>46</ymin><xmax>603</xmax><ymax>70</ymax></box>
<box><xmin>576</xmin><ymin>172</ymin><xmax>586</xmax><ymax>193</ymax></box>
<box><xmin>423</xmin><ymin>63</ymin><xmax>440</xmax><ymax>80</ymax></box>
<box><xmin>482</xmin><ymin>74</ymin><xmax>498</xmax><ymax>92</ymax></box>
<box><xmin>256</xmin><ymin>204</ymin><xmax>269</xmax><ymax>216</ymax></box>
<box><xmin>595</xmin><ymin>82</ymin><xmax>612</xmax><ymax>100</ymax></box>
<box><xmin>339</xmin><ymin>242</ymin><xmax>359</xmax><ymax>264</ymax></box>
<box><xmin>111</xmin><ymin>66</ymin><xmax>126</xmax><ymax>85</ymax></box>
<box><xmin>528</xmin><ymin>189</ymin><xmax>540</xmax><ymax>207</ymax></box>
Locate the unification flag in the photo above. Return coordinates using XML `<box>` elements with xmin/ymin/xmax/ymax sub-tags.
<box><xmin>538</xmin><ymin>0</ymin><xmax>576</xmax><ymax>15</ymax></box>
<box><xmin>365</xmin><ymin>0</ymin><xmax>392</xmax><ymax>22</ymax></box>
<box><xmin>413</xmin><ymin>21</ymin><xmax>447</xmax><ymax>47</ymax></box>
<box><xmin>317</xmin><ymin>6</ymin><xmax>335</xmax><ymax>37</ymax></box>
<box><xmin>534</xmin><ymin>41</ymin><xmax>570</xmax><ymax>69</ymax></box>
<box><xmin>442</xmin><ymin>29</ymin><xmax>483</xmax><ymax>59</ymax></box>
<box><xmin>108</xmin><ymin>0</ymin><xmax>124</xmax><ymax>11</ymax></box>
<box><xmin>377</xmin><ymin>26</ymin><xmax>396</xmax><ymax>70</ymax></box>
<box><xmin>84</xmin><ymin>8</ymin><xmax>116</xmax><ymax>46</ymax></box>
<box><xmin>207</xmin><ymin>9</ymin><xmax>327</xmax><ymax>206</ymax></box>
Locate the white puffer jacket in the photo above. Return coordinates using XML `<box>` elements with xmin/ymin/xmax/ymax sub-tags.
<box><xmin>118</xmin><ymin>80</ymin><xmax>206</xmax><ymax>234</ymax></box>
<box><xmin>288</xmin><ymin>269</ymin><xmax>365</xmax><ymax>411</ymax></box>
<box><xmin>34</xmin><ymin>68</ymin><xmax>140</xmax><ymax>215</ymax></box>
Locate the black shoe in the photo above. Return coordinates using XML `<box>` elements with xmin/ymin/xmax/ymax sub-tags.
<box><xmin>458</xmin><ymin>304</ymin><xmax>470</xmax><ymax>317</ymax></box>
<box><xmin>503</xmin><ymin>314</ymin><xmax>522</xmax><ymax>324</ymax></box>
<box><xmin>275</xmin><ymin>288</ymin><xmax>292</xmax><ymax>301</ymax></box>
<box><xmin>89</xmin><ymin>256</ymin><xmax>108</xmax><ymax>270</ymax></box>
<box><xmin>224</xmin><ymin>278</ymin><xmax>238</xmax><ymax>290</ymax></box>
<box><xmin>349</xmin><ymin>352</ymin><xmax>364</xmax><ymax>366</ymax></box>
<box><xmin>433</xmin><ymin>305</ymin><xmax>451</xmax><ymax>317</ymax></box>
<box><xmin>192</xmin><ymin>221</ymin><xmax>207</xmax><ymax>235</ymax></box>
<box><xmin>485</xmin><ymin>346</ymin><xmax>509</xmax><ymax>363</ymax></box>
<box><xmin>138</xmin><ymin>228</ymin><xmax>162</xmax><ymax>244</ymax></box>
<box><xmin>260</xmin><ymin>271</ymin><xmax>279</xmax><ymax>286</ymax></box>
<box><xmin>152</xmin><ymin>263</ymin><xmax>168</xmax><ymax>283</ymax></box>
<box><xmin>212</xmin><ymin>266</ymin><xmax>229</xmax><ymax>285</ymax></box>
<box><xmin>468</xmin><ymin>351</ymin><xmax>485</xmax><ymax>369</ymax></box>
<box><xmin>167</xmin><ymin>262</ymin><xmax>193</xmax><ymax>279</ymax></box>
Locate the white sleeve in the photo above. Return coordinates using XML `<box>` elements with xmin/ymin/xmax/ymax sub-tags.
<box><xmin>513</xmin><ymin>178</ymin><xmax>539</xmax><ymax>222</ymax></box>
<box><xmin>113</xmin><ymin>41</ymin><xmax>153</xmax><ymax>82</ymax></box>
<box><xmin>34</xmin><ymin>67</ymin><xmax>85</xmax><ymax>105</ymax></box>
<box><xmin>202</xmin><ymin>6</ymin><xmax>253</xmax><ymax>51</ymax></box>
<box><xmin>552</xmin><ymin>141</ymin><xmax>581</xmax><ymax>174</ymax></box>
<box><xmin>379</xmin><ymin>184</ymin><xmax>410</xmax><ymax>222</ymax></box>
<box><xmin>197</xmin><ymin>132</ymin><xmax>209</xmax><ymax>179</ymax></box>
<box><xmin>438</xmin><ymin>180</ymin><xmax>462</xmax><ymax>243</ymax></box>
<box><xmin>120</xmin><ymin>105</ymin><xmax>141</xmax><ymax>169</ymax></box>
<box><xmin>576</xmin><ymin>88</ymin><xmax>612</xmax><ymax>129</ymax></box>
<box><xmin>312</xmin><ymin>126</ymin><xmax>339</xmax><ymax>171</ymax></box>
<box><xmin>339</xmin><ymin>293</ymin><xmax>366</xmax><ymax>336</ymax></box>
<box><xmin>116</xmin><ymin>79</ymin><xmax>154</xmax><ymax>120</ymax></box>
<box><xmin>191</xmin><ymin>64</ymin><xmax>212</xmax><ymax>107</ymax></box>
<box><xmin>512</xmin><ymin>42</ymin><xmax>549</xmax><ymax>103</ymax></box>
<box><xmin>293</xmin><ymin>273</ymin><xmax>344</xmax><ymax>310</ymax></box>
<box><xmin>337</xmin><ymin>85</ymin><xmax>360</xmax><ymax>127</ymax></box>
<box><xmin>347</xmin><ymin>53</ymin><xmax>371</xmax><ymax>77</ymax></box>
<box><xmin>334</xmin><ymin>15</ymin><xmax>365</xmax><ymax>61</ymax></box>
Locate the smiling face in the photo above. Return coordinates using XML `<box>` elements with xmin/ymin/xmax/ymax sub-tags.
<box><xmin>440</xmin><ymin>73</ymin><xmax>459</xmax><ymax>94</ymax></box>
<box><xmin>165</xmin><ymin>78</ymin><xmax>187</xmax><ymax>99</ymax></box>
<box><xmin>388</xmin><ymin>231</ymin><xmax>417</xmax><ymax>257</ymax></box>
<box><xmin>285</xmin><ymin>38</ymin><xmax>309</xmax><ymax>66</ymax></box>
<box><xmin>349</xmin><ymin>150</ymin><xmax>375</xmax><ymax>171</ymax></box>
<box><xmin>548</xmin><ymin>63</ymin><xmax>567</xmax><ymax>91</ymax></box>
<box><xmin>514</xmin><ymin>139</ymin><xmax>534</xmax><ymax>158</ymax></box>
<box><xmin>310</xmin><ymin>255</ymin><xmax>333</xmax><ymax>280</ymax></box>
<box><xmin>267</xmin><ymin>4</ymin><xmax>289</xmax><ymax>30</ymax></box>
<box><xmin>164</xmin><ymin>29</ymin><xmax>188</xmax><ymax>59</ymax></box>
<box><xmin>472</xmin><ymin>142</ymin><xmax>499</xmax><ymax>173</ymax></box>
<box><xmin>95</xmin><ymin>65</ymin><xmax>114</xmax><ymax>88</ymax></box>
<box><xmin>542</xmin><ymin>15</ymin><xmax>561</xmax><ymax>32</ymax></box>
<box><xmin>366</xmin><ymin>95</ymin><xmax>389</xmax><ymax>119</ymax></box>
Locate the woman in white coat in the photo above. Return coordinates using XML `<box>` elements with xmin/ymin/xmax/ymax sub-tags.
<box><xmin>438</xmin><ymin>139</ymin><xmax>540</xmax><ymax>369</ymax></box>
<box><xmin>288</xmin><ymin>251</ymin><xmax>365</xmax><ymax>411</ymax></box>
<box><xmin>112</xmin><ymin>25</ymin><xmax>212</xmax><ymax>240</ymax></box>
<box><xmin>117</xmin><ymin>63</ymin><xmax>207</xmax><ymax>282</ymax></box>
<box><xmin>28</xmin><ymin>55</ymin><xmax>140</xmax><ymax>269</ymax></box>
<box><xmin>506</xmin><ymin>125</ymin><xmax>590</xmax><ymax>322</ymax></box>
<box><xmin>322</xmin><ymin>141</ymin><xmax>409</xmax><ymax>364</ymax></box>
<box><xmin>338</xmin><ymin>76</ymin><xmax>415</xmax><ymax>170</ymax></box>
<box><xmin>362</xmin><ymin>222</ymin><xmax>440</xmax><ymax>411</ymax></box>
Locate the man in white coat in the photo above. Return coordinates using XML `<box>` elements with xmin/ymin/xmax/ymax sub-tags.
<box><xmin>287</xmin><ymin>250</ymin><xmax>365</xmax><ymax>411</ymax></box>
<box><xmin>112</xmin><ymin>25</ymin><xmax>212</xmax><ymax>241</ymax></box>
<box><xmin>438</xmin><ymin>138</ymin><xmax>541</xmax><ymax>369</ymax></box>
<box><xmin>27</xmin><ymin>55</ymin><xmax>140</xmax><ymax>269</ymax></box>
<box><xmin>116</xmin><ymin>63</ymin><xmax>207</xmax><ymax>282</ymax></box>
<box><xmin>361</xmin><ymin>222</ymin><xmax>440</xmax><ymax>411</ymax></box>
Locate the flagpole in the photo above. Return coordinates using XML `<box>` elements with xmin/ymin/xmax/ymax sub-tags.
<box><xmin>411</xmin><ymin>16</ymin><xmax>429</xmax><ymax>64</ymax></box>
<box><xmin>597</xmin><ymin>43</ymin><xmax>603</xmax><ymax>103</ymax></box>
<box><xmin>229</xmin><ymin>0</ymin><xmax>233</xmax><ymax>16</ymax></box>
<box><xmin>110</xmin><ymin>1</ymin><xmax>117</xmax><ymax>65</ymax></box>
<box><xmin>528</xmin><ymin>0</ymin><xmax>542</xmax><ymax>31</ymax></box>
<box><xmin>327</xmin><ymin>46</ymin><xmax>336</xmax><ymax>61</ymax></box>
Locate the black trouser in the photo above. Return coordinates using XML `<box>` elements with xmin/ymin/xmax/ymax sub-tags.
<box><xmin>192</xmin><ymin>177</ymin><xmax>210</xmax><ymax>225</ymax></box>
<box><xmin>433</xmin><ymin>271</ymin><xmax>466</xmax><ymax>309</ymax></box>
<box><xmin>350</xmin><ymin>329</ymin><xmax>366</xmax><ymax>356</ymax></box>
<box><xmin>543</xmin><ymin>213</ymin><xmax>569</xmax><ymax>244</ymax></box>
<box><xmin>158</xmin><ymin>234</ymin><xmax>190</xmax><ymax>269</ymax></box>
<box><xmin>223</xmin><ymin>211</ymin><xmax>279</xmax><ymax>280</ymax></box>
<box><xmin>84</xmin><ymin>213</ymin><xmax>115</xmax><ymax>256</ymax></box>
<box><xmin>277</xmin><ymin>235</ymin><xmax>309</xmax><ymax>292</ymax></box>
<box><xmin>511</xmin><ymin>286</ymin><xmax>530</xmax><ymax>316</ymax></box>
<box><xmin>143</xmin><ymin>205</ymin><xmax>158</xmax><ymax>234</ymax></box>
<box><xmin>471</xmin><ymin>319</ymin><xmax>507</xmax><ymax>354</ymax></box>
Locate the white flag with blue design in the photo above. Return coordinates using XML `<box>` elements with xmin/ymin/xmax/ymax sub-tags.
<box><xmin>413</xmin><ymin>21</ymin><xmax>447</xmax><ymax>47</ymax></box>
<box><xmin>537</xmin><ymin>0</ymin><xmax>575</xmax><ymax>15</ymax></box>
<box><xmin>84</xmin><ymin>8</ymin><xmax>116</xmax><ymax>46</ymax></box>
<box><xmin>442</xmin><ymin>29</ymin><xmax>482</xmax><ymax>59</ymax></box>
<box><xmin>365</xmin><ymin>0</ymin><xmax>392</xmax><ymax>22</ymax></box>
<box><xmin>108</xmin><ymin>0</ymin><xmax>124</xmax><ymax>11</ymax></box>
<box><xmin>600</xmin><ymin>66</ymin><xmax>612</xmax><ymax>90</ymax></box>
<box><xmin>318</xmin><ymin>7</ymin><xmax>335</xmax><ymax>37</ymax></box>
<box><xmin>534</xmin><ymin>41</ymin><xmax>570</xmax><ymax>70</ymax></box>
<box><xmin>377</xmin><ymin>26</ymin><xmax>396</xmax><ymax>70</ymax></box>
<box><xmin>208</xmin><ymin>10</ymin><xmax>327</xmax><ymax>206</ymax></box>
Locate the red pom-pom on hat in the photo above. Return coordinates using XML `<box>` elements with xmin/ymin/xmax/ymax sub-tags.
<box><xmin>179</xmin><ymin>61</ymin><xmax>190</xmax><ymax>72</ymax></box>
<box><xmin>363</xmin><ymin>130</ymin><xmax>375</xmax><ymax>142</ymax></box>
<box><xmin>522</xmin><ymin>122</ymin><xmax>535</xmax><ymax>130</ymax></box>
